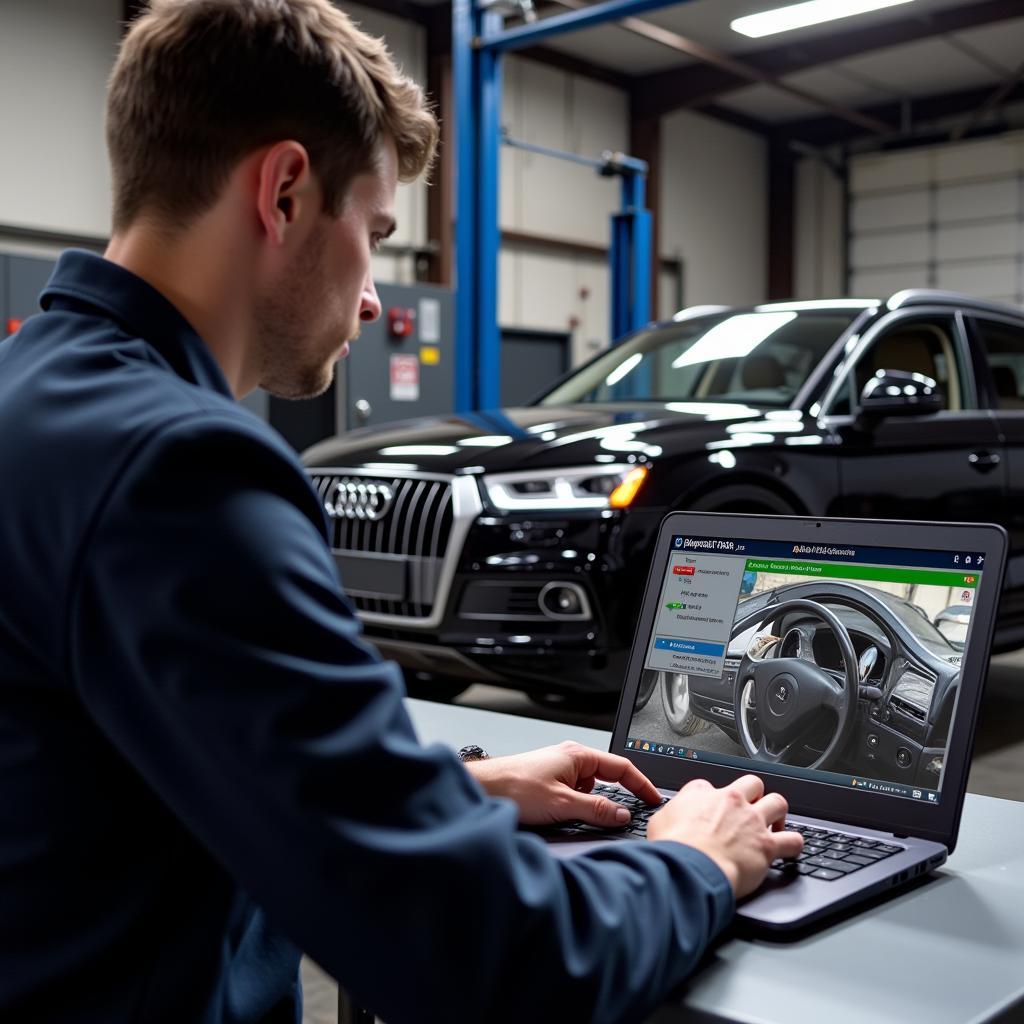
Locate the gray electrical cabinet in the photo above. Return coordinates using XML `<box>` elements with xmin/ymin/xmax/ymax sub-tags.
<box><xmin>2</xmin><ymin>254</ymin><xmax>56</xmax><ymax>335</ymax></box>
<box><xmin>336</xmin><ymin>281</ymin><xmax>455</xmax><ymax>432</ymax></box>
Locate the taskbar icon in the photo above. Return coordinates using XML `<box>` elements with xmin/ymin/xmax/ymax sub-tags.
<box><xmin>627</xmin><ymin>737</ymin><xmax>692</xmax><ymax>759</ymax></box>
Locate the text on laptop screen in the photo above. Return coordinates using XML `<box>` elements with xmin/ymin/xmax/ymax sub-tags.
<box><xmin>625</xmin><ymin>534</ymin><xmax>987</xmax><ymax>805</ymax></box>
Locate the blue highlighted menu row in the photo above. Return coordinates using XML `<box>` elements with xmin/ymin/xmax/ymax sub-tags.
<box><xmin>654</xmin><ymin>637</ymin><xmax>726</xmax><ymax>658</ymax></box>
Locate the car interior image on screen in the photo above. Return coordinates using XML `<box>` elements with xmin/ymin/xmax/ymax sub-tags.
<box><xmin>626</xmin><ymin>534</ymin><xmax>986</xmax><ymax>804</ymax></box>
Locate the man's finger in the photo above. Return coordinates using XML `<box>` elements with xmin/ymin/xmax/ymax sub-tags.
<box><xmin>588</xmin><ymin>750</ymin><xmax>661</xmax><ymax>804</ymax></box>
<box><xmin>767</xmin><ymin>829</ymin><xmax>804</xmax><ymax>860</ymax></box>
<box><xmin>727</xmin><ymin>773</ymin><xmax>765</xmax><ymax>803</ymax></box>
<box><xmin>754</xmin><ymin>792</ymin><xmax>789</xmax><ymax>828</ymax></box>
<box><xmin>562</xmin><ymin>790</ymin><xmax>633</xmax><ymax>829</ymax></box>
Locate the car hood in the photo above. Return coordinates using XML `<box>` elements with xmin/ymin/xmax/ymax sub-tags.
<box><xmin>301</xmin><ymin>402</ymin><xmax>811</xmax><ymax>474</ymax></box>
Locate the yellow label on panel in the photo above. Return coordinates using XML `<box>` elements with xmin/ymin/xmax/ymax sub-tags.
<box><xmin>420</xmin><ymin>346</ymin><xmax>441</xmax><ymax>365</ymax></box>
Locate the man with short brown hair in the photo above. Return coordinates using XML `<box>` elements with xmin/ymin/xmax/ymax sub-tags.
<box><xmin>0</xmin><ymin>2</ymin><xmax>799</xmax><ymax>1021</ymax></box>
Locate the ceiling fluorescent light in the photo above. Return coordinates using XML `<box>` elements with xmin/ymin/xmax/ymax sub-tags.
<box><xmin>732</xmin><ymin>0</ymin><xmax>915</xmax><ymax>39</ymax></box>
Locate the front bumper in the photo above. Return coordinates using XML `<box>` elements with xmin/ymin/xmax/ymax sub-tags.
<box><xmin>314</xmin><ymin>467</ymin><xmax>660</xmax><ymax>695</ymax></box>
<box><xmin>362</xmin><ymin>509</ymin><xmax>658</xmax><ymax>695</ymax></box>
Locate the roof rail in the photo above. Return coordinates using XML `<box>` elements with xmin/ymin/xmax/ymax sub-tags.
<box><xmin>886</xmin><ymin>289</ymin><xmax>1023</xmax><ymax>317</ymax></box>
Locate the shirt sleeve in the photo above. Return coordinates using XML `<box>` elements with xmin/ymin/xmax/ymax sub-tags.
<box><xmin>65</xmin><ymin>414</ymin><xmax>734</xmax><ymax>1024</ymax></box>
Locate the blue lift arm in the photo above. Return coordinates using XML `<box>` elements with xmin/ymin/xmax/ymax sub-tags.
<box><xmin>454</xmin><ymin>0</ymin><xmax>694</xmax><ymax>411</ymax></box>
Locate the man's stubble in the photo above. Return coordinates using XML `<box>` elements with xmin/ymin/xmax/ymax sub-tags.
<box><xmin>254</xmin><ymin>223</ymin><xmax>353</xmax><ymax>401</ymax></box>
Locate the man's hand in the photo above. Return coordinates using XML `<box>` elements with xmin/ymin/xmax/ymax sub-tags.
<box><xmin>647</xmin><ymin>774</ymin><xmax>803</xmax><ymax>898</ymax></box>
<box><xmin>465</xmin><ymin>741</ymin><xmax>661</xmax><ymax>828</ymax></box>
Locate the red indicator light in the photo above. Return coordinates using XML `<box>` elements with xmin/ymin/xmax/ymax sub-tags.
<box><xmin>387</xmin><ymin>307</ymin><xmax>415</xmax><ymax>338</ymax></box>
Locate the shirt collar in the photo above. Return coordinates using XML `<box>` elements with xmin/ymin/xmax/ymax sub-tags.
<box><xmin>41</xmin><ymin>249</ymin><xmax>234</xmax><ymax>399</ymax></box>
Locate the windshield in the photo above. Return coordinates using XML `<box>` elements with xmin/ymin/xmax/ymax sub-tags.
<box><xmin>872</xmin><ymin>589</ymin><xmax>957</xmax><ymax>653</ymax></box>
<box><xmin>540</xmin><ymin>311</ymin><xmax>859</xmax><ymax>408</ymax></box>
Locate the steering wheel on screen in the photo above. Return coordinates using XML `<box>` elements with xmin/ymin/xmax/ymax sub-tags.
<box><xmin>731</xmin><ymin>599</ymin><xmax>860</xmax><ymax>771</ymax></box>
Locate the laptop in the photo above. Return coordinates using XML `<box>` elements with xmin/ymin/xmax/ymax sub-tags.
<box><xmin>543</xmin><ymin>512</ymin><xmax>1006</xmax><ymax>931</ymax></box>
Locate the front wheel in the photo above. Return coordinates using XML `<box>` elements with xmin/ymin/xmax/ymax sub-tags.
<box><xmin>635</xmin><ymin>669</ymin><xmax>658</xmax><ymax>711</ymax></box>
<box><xmin>660</xmin><ymin>671</ymin><xmax>703</xmax><ymax>736</ymax></box>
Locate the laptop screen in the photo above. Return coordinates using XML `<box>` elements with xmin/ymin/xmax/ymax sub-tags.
<box><xmin>624</xmin><ymin>533</ymin><xmax>987</xmax><ymax>806</ymax></box>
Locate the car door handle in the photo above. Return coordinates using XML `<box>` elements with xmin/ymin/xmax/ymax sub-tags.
<box><xmin>968</xmin><ymin>451</ymin><xmax>1001</xmax><ymax>471</ymax></box>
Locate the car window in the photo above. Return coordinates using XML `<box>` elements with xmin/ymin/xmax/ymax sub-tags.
<box><xmin>973</xmin><ymin>318</ymin><xmax>1024</xmax><ymax>410</ymax></box>
<box><xmin>828</xmin><ymin>316</ymin><xmax>966</xmax><ymax>415</ymax></box>
<box><xmin>540</xmin><ymin>312</ymin><xmax>858</xmax><ymax>408</ymax></box>
<box><xmin>870</xmin><ymin>589</ymin><xmax>957</xmax><ymax>652</ymax></box>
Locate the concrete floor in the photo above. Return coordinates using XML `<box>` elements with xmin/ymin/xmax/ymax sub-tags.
<box><xmin>301</xmin><ymin>649</ymin><xmax>1024</xmax><ymax>1023</ymax></box>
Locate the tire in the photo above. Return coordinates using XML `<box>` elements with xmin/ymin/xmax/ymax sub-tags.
<box><xmin>634</xmin><ymin>669</ymin><xmax>658</xmax><ymax>711</ymax></box>
<box><xmin>659</xmin><ymin>671</ymin><xmax>703</xmax><ymax>736</ymax></box>
<box><xmin>685</xmin><ymin>484</ymin><xmax>797</xmax><ymax>516</ymax></box>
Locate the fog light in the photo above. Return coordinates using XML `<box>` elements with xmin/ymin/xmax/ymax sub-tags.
<box><xmin>538</xmin><ymin>582</ymin><xmax>591</xmax><ymax>620</ymax></box>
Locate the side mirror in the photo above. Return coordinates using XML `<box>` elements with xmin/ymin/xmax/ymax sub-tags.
<box><xmin>857</xmin><ymin>369</ymin><xmax>944</xmax><ymax>424</ymax></box>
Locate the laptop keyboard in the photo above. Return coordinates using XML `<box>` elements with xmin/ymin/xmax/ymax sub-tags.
<box><xmin>552</xmin><ymin>784</ymin><xmax>906</xmax><ymax>881</ymax></box>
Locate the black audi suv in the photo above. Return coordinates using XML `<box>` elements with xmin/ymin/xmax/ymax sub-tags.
<box><xmin>303</xmin><ymin>290</ymin><xmax>1024</xmax><ymax>705</ymax></box>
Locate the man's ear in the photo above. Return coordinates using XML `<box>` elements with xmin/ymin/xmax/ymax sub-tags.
<box><xmin>254</xmin><ymin>141</ymin><xmax>315</xmax><ymax>246</ymax></box>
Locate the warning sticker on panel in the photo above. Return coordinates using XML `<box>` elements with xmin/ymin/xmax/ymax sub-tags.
<box><xmin>389</xmin><ymin>354</ymin><xmax>420</xmax><ymax>401</ymax></box>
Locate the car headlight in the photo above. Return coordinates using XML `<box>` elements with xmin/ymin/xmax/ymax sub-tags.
<box><xmin>482</xmin><ymin>465</ymin><xmax>649</xmax><ymax>511</ymax></box>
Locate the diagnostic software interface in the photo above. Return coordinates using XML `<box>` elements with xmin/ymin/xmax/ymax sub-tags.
<box><xmin>626</xmin><ymin>533</ymin><xmax>988</xmax><ymax>804</ymax></box>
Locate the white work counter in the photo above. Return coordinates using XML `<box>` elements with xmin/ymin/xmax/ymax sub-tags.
<box><xmin>407</xmin><ymin>697</ymin><xmax>1024</xmax><ymax>1024</ymax></box>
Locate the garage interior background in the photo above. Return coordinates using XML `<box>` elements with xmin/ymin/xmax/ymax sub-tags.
<box><xmin>3</xmin><ymin>0</ymin><xmax>1024</xmax><ymax>712</ymax></box>
<box><xmin>3</xmin><ymin>2</ymin><xmax>1023</xmax><ymax>704</ymax></box>
<box><xmin>5</xmin><ymin>3</ymin><xmax>1024</xmax><ymax>1019</ymax></box>
<box><xmin>5</xmin><ymin>1</ymin><xmax>1024</xmax><ymax>394</ymax></box>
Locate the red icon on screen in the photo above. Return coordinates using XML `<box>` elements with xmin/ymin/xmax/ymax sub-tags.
<box><xmin>672</xmin><ymin>565</ymin><xmax>696</xmax><ymax>576</ymax></box>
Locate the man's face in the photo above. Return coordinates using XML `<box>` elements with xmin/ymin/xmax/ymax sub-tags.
<box><xmin>256</xmin><ymin>139</ymin><xmax>398</xmax><ymax>399</ymax></box>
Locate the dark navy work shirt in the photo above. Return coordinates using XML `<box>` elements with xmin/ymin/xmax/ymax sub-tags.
<box><xmin>0</xmin><ymin>250</ymin><xmax>732</xmax><ymax>1023</ymax></box>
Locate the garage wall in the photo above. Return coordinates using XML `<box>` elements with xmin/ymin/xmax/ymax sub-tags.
<box><xmin>499</xmin><ymin>56</ymin><xmax>625</xmax><ymax>367</ymax></box>
<box><xmin>794</xmin><ymin>156</ymin><xmax>845</xmax><ymax>299</ymax></box>
<box><xmin>659</xmin><ymin>109</ymin><xmax>768</xmax><ymax>311</ymax></box>
<box><xmin>0</xmin><ymin>0</ymin><xmax>120</xmax><ymax>238</ymax></box>
<box><xmin>848</xmin><ymin>132</ymin><xmax>1024</xmax><ymax>305</ymax></box>
<box><xmin>499</xmin><ymin>61</ymin><xmax>770</xmax><ymax>365</ymax></box>
<box><xmin>0</xmin><ymin>0</ymin><xmax>425</xmax><ymax>266</ymax></box>
<box><xmin>345</xmin><ymin>2</ymin><xmax>428</xmax><ymax>286</ymax></box>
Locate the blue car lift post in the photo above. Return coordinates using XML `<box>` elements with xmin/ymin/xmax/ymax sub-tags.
<box><xmin>452</xmin><ymin>0</ymin><xmax>695</xmax><ymax>412</ymax></box>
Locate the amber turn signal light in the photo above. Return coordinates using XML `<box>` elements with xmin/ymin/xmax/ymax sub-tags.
<box><xmin>608</xmin><ymin>466</ymin><xmax>649</xmax><ymax>508</ymax></box>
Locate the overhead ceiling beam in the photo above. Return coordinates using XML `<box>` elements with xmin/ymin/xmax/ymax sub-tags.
<box><xmin>951</xmin><ymin>58</ymin><xmax>1024</xmax><ymax>141</ymax></box>
<box><xmin>631</xmin><ymin>0</ymin><xmax>1024</xmax><ymax>121</ymax></box>
<box><xmin>547</xmin><ymin>0</ymin><xmax>891</xmax><ymax>134</ymax></box>
<box><xmin>775</xmin><ymin>80</ymin><xmax>1024</xmax><ymax>148</ymax></box>
<box><xmin>696</xmin><ymin>103</ymin><xmax>774</xmax><ymax>138</ymax></box>
<box><xmin>517</xmin><ymin>45</ymin><xmax>632</xmax><ymax>89</ymax></box>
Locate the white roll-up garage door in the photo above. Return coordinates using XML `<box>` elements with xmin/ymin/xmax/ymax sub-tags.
<box><xmin>848</xmin><ymin>133</ymin><xmax>1024</xmax><ymax>306</ymax></box>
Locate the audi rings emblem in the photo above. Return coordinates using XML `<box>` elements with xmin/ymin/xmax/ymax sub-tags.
<box><xmin>328</xmin><ymin>479</ymin><xmax>394</xmax><ymax>521</ymax></box>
